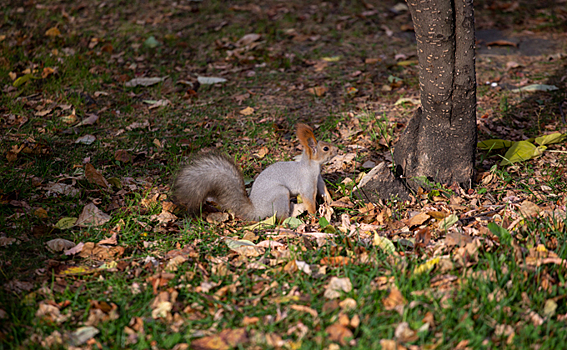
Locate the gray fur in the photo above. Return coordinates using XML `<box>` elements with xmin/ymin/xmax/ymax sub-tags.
<box><xmin>172</xmin><ymin>151</ymin><xmax>256</xmax><ymax>220</ymax></box>
<box><xmin>172</xmin><ymin>139</ymin><xmax>337</xmax><ymax>221</ymax></box>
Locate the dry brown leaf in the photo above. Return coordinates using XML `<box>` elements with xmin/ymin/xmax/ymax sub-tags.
<box><xmin>320</xmin><ymin>256</ymin><xmax>353</xmax><ymax>266</ymax></box>
<box><xmin>84</xmin><ymin>163</ymin><xmax>110</xmax><ymax>189</ymax></box>
<box><xmin>427</xmin><ymin>211</ymin><xmax>447</xmax><ymax>220</ymax></box>
<box><xmin>290</xmin><ymin>304</ymin><xmax>318</xmax><ymax>318</ymax></box>
<box><xmin>487</xmin><ymin>40</ymin><xmax>518</xmax><ymax>47</ymax></box>
<box><xmin>78</xmin><ymin>242</ymin><xmax>125</xmax><ymax>260</ymax></box>
<box><xmin>256</xmin><ymin>146</ymin><xmax>269</xmax><ymax>159</ymax></box>
<box><xmin>85</xmin><ymin>300</ymin><xmax>119</xmax><ymax>326</ymax></box>
<box><xmin>241</xmin><ymin>316</ymin><xmax>260</xmax><ymax>326</ymax></box>
<box><xmin>324</xmin><ymin>277</ymin><xmax>353</xmax><ymax>299</ymax></box>
<box><xmin>408</xmin><ymin>212</ymin><xmax>430</xmax><ymax>227</ymax></box>
<box><xmin>165</xmin><ymin>255</ymin><xmax>188</xmax><ymax>272</ymax></box>
<box><xmin>394</xmin><ymin>322</ymin><xmax>418</xmax><ymax>342</ymax></box>
<box><xmin>114</xmin><ymin>150</ymin><xmax>133</xmax><ymax>163</ymax></box>
<box><xmin>45</xmin><ymin>27</ymin><xmax>61</xmax><ymax>37</ymax></box>
<box><xmin>339</xmin><ymin>298</ymin><xmax>357</xmax><ymax>311</ymax></box>
<box><xmin>75</xmin><ymin>203</ymin><xmax>111</xmax><ymax>227</ymax></box>
<box><xmin>46</xmin><ymin>238</ymin><xmax>76</xmax><ymax>253</ymax></box>
<box><xmin>191</xmin><ymin>328</ymin><xmax>248</xmax><ymax>350</ymax></box>
<box><xmin>325</xmin><ymin>323</ymin><xmax>353</xmax><ymax>346</ymax></box>
<box><xmin>35</xmin><ymin>301</ymin><xmax>70</xmax><ymax>324</ymax></box>
<box><xmin>519</xmin><ymin>200</ymin><xmax>541</xmax><ymax>218</ymax></box>
<box><xmin>382</xmin><ymin>288</ymin><xmax>407</xmax><ymax>314</ymax></box>
<box><xmin>379</xmin><ymin>339</ymin><xmax>404</xmax><ymax>350</ymax></box>
<box><xmin>206</xmin><ymin>212</ymin><xmax>230</xmax><ymax>224</ymax></box>
<box><xmin>98</xmin><ymin>232</ymin><xmax>118</xmax><ymax>245</ymax></box>
<box><xmin>445</xmin><ymin>231</ymin><xmax>473</xmax><ymax>247</ymax></box>
<box><xmin>42</xmin><ymin>67</ymin><xmax>55</xmax><ymax>79</ymax></box>
<box><xmin>306</xmin><ymin>86</ymin><xmax>328</xmax><ymax>97</ymax></box>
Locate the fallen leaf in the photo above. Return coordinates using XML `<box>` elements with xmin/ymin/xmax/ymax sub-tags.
<box><xmin>306</xmin><ymin>86</ymin><xmax>328</xmax><ymax>97</ymax></box>
<box><xmin>42</xmin><ymin>67</ymin><xmax>55</xmax><ymax>79</ymax></box>
<box><xmin>46</xmin><ymin>238</ymin><xmax>76</xmax><ymax>253</ymax></box>
<box><xmin>408</xmin><ymin>212</ymin><xmax>430</xmax><ymax>227</ymax></box>
<box><xmin>236</xmin><ymin>33</ymin><xmax>261</xmax><ymax>47</ymax></box>
<box><xmin>44</xmin><ymin>183</ymin><xmax>80</xmax><ymax>197</ymax></box>
<box><xmin>45</xmin><ymin>27</ymin><xmax>61</xmax><ymax>37</ymax></box>
<box><xmin>478</xmin><ymin>139</ymin><xmax>514</xmax><ymax>150</ymax></box>
<box><xmin>224</xmin><ymin>238</ymin><xmax>263</xmax><ymax>257</ymax></box>
<box><xmin>64</xmin><ymin>242</ymin><xmax>85</xmax><ymax>255</ymax></box>
<box><xmin>197</xmin><ymin>76</ymin><xmax>227</xmax><ymax>85</ymax></box>
<box><xmin>79</xmin><ymin>242</ymin><xmax>125</xmax><ymax>260</ymax></box>
<box><xmin>413</xmin><ymin>257</ymin><xmax>440</xmax><ymax>275</ymax></box>
<box><xmin>114</xmin><ymin>150</ymin><xmax>133</xmax><ymax>163</ymax></box>
<box><xmin>35</xmin><ymin>301</ymin><xmax>70</xmax><ymax>324</ymax></box>
<box><xmin>191</xmin><ymin>328</ymin><xmax>248</xmax><ymax>350</ymax></box>
<box><xmin>394</xmin><ymin>97</ymin><xmax>420</xmax><ymax>106</ymax></box>
<box><xmin>382</xmin><ymin>288</ymin><xmax>407</xmax><ymax>314</ymax></box>
<box><xmin>325</xmin><ymin>323</ymin><xmax>353</xmax><ymax>346</ymax></box>
<box><xmin>165</xmin><ymin>255</ymin><xmax>188</xmax><ymax>272</ymax></box>
<box><xmin>320</xmin><ymin>256</ymin><xmax>353</xmax><ymax>266</ymax></box>
<box><xmin>13</xmin><ymin>74</ymin><xmax>34</xmax><ymax>87</ymax></box>
<box><xmin>510</xmin><ymin>84</ymin><xmax>558</xmax><ymax>93</ymax></box>
<box><xmin>339</xmin><ymin>298</ymin><xmax>357</xmax><ymax>311</ymax></box>
<box><xmin>394</xmin><ymin>322</ymin><xmax>418</xmax><ymax>342</ymax></box>
<box><xmin>535</xmin><ymin>133</ymin><xmax>565</xmax><ymax>146</ymax></box>
<box><xmin>75</xmin><ymin>134</ymin><xmax>96</xmax><ymax>145</ymax></box>
<box><xmin>75</xmin><ymin>203</ymin><xmax>111</xmax><ymax>227</ymax></box>
<box><xmin>374</xmin><ymin>233</ymin><xmax>397</xmax><ymax>255</ymax></box>
<box><xmin>76</xmin><ymin>114</ymin><xmax>99</xmax><ymax>127</ymax></box>
<box><xmin>438</xmin><ymin>214</ymin><xmax>458</xmax><ymax>230</ymax></box>
<box><xmin>124</xmin><ymin>76</ymin><xmax>168</xmax><ymax>87</ymax></box>
<box><xmin>239</xmin><ymin>106</ymin><xmax>255</xmax><ymax>115</ymax></box>
<box><xmin>67</xmin><ymin>326</ymin><xmax>100</xmax><ymax>346</ymax></box>
<box><xmin>0</xmin><ymin>237</ymin><xmax>17</xmax><ymax>247</ymax></box>
<box><xmin>85</xmin><ymin>163</ymin><xmax>110</xmax><ymax>189</ymax></box>
<box><xmin>324</xmin><ymin>277</ymin><xmax>353</xmax><ymax>299</ymax></box>
<box><xmin>98</xmin><ymin>232</ymin><xmax>118</xmax><ymax>245</ymax></box>
<box><xmin>519</xmin><ymin>200</ymin><xmax>541</xmax><ymax>218</ymax></box>
<box><xmin>487</xmin><ymin>40</ymin><xmax>518</xmax><ymax>47</ymax></box>
<box><xmin>290</xmin><ymin>304</ymin><xmax>318</xmax><ymax>318</ymax></box>
<box><xmin>500</xmin><ymin>141</ymin><xmax>544</xmax><ymax>166</ymax></box>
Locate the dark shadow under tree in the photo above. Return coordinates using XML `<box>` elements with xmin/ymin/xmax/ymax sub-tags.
<box><xmin>358</xmin><ymin>0</ymin><xmax>477</xmax><ymax>202</ymax></box>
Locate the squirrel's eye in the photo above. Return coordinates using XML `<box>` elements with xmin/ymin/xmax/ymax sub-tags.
<box><xmin>323</xmin><ymin>146</ymin><xmax>329</xmax><ymax>151</ymax></box>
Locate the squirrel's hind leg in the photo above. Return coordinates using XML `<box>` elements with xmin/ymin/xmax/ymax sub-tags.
<box><xmin>253</xmin><ymin>186</ymin><xmax>291</xmax><ymax>221</ymax></box>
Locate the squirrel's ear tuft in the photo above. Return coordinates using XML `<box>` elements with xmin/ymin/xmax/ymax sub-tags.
<box><xmin>296</xmin><ymin>123</ymin><xmax>317</xmax><ymax>157</ymax></box>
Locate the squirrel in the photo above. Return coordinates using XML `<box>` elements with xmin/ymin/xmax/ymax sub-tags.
<box><xmin>172</xmin><ymin>123</ymin><xmax>338</xmax><ymax>221</ymax></box>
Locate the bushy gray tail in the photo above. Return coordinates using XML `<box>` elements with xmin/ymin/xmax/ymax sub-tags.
<box><xmin>172</xmin><ymin>151</ymin><xmax>256</xmax><ymax>220</ymax></box>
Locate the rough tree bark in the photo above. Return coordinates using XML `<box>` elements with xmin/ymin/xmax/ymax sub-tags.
<box><xmin>356</xmin><ymin>0</ymin><xmax>477</xmax><ymax>202</ymax></box>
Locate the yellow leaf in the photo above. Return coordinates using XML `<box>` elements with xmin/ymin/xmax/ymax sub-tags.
<box><xmin>55</xmin><ymin>217</ymin><xmax>77</xmax><ymax>230</ymax></box>
<box><xmin>322</xmin><ymin>56</ymin><xmax>340</xmax><ymax>62</ymax></box>
<box><xmin>535</xmin><ymin>133</ymin><xmax>565</xmax><ymax>146</ymax></box>
<box><xmin>478</xmin><ymin>139</ymin><xmax>513</xmax><ymax>150</ymax></box>
<box><xmin>13</xmin><ymin>73</ymin><xmax>34</xmax><ymax>87</ymax></box>
<box><xmin>374</xmin><ymin>233</ymin><xmax>396</xmax><ymax>255</ymax></box>
<box><xmin>239</xmin><ymin>106</ymin><xmax>254</xmax><ymax>115</ymax></box>
<box><xmin>45</xmin><ymin>27</ymin><xmax>61</xmax><ymax>37</ymax></box>
<box><xmin>500</xmin><ymin>141</ymin><xmax>545</xmax><ymax>166</ymax></box>
<box><xmin>414</xmin><ymin>257</ymin><xmax>440</xmax><ymax>275</ymax></box>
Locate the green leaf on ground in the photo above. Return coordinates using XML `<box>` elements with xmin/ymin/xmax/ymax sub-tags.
<box><xmin>500</xmin><ymin>141</ymin><xmax>546</xmax><ymax>165</ymax></box>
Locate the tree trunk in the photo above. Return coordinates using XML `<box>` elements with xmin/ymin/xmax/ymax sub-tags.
<box><xmin>395</xmin><ymin>0</ymin><xmax>477</xmax><ymax>191</ymax></box>
<box><xmin>355</xmin><ymin>0</ymin><xmax>476</xmax><ymax>202</ymax></box>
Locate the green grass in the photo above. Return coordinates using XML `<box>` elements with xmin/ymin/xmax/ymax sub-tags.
<box><xmin>2</xmin><ymin>0</ymin><xmax>567</xmax><ymax>349</ymax></box>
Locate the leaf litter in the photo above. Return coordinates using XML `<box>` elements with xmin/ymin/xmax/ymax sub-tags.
<box><xmin>1</xmin><ymin>0</ymin><xmax>567</xmax><ymax>349</ymax></box>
